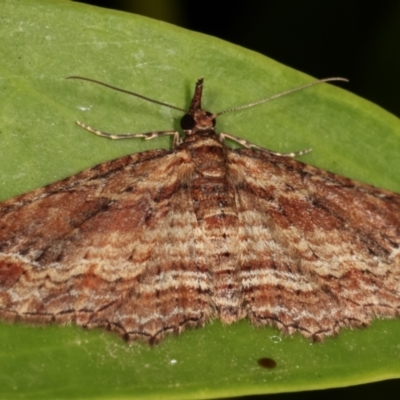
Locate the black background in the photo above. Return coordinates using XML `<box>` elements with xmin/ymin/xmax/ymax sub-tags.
<box><xmin>74</xmin><ymin>1</ymin><xmax>400</xmax><ymax>399</ymax></box>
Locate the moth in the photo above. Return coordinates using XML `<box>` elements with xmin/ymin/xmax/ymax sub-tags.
<box><xmin>0</xmin><ymin>76</ymin><xmax>399</xmax><ymax>344</ymax></box>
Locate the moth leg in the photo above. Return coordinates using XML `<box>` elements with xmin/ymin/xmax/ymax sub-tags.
<box><xmin>219</xmin><ymin>132</ymin><xmax>312</xmax><ymax>157</ymax></box>
<box><xmin>76</xmin><ymin>121</ymin><xmax>181</xmax><ymax>147</ymax></box>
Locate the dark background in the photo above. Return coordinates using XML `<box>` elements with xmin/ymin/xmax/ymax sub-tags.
<box><xmin>74</xmin><ymin>1</ymin><xmax>400</xmax><ymax>399</ymax></box>
<box><xmin>75</xmin><ymin>0</ymin><xmax>400</xmax><ymax>117</ymax></box>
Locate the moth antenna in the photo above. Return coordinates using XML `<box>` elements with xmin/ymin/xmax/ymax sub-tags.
<box><xmin>215</xmin><ymin>77</ymin><xmax>349</xmax><ymax>116</ymax></box>
<box><xmin>66</xmin><ymin>76</ymin><xmax>187</xmax><ymax>112</ymax></box>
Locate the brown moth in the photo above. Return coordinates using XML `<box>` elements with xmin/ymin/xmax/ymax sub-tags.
<box><xmin>0</xmin><ymin>76</ymin><xmax>399</xmax><ymax>344</ymax></box>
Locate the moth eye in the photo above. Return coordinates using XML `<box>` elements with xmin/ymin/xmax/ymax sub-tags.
<box><xmin>180</xmin><ymin>114</ymin><xmax>196</xmax><ymax>130</ymax></box>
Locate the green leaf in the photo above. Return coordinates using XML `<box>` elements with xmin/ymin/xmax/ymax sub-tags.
<box><xmin>1</xmin><ymin>1</ymin><xmax>400</xmax><ymax>399</ymax></box>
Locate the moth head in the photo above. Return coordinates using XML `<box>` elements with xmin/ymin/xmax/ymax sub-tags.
<box><xmin>180</xmin><ymin>109</ymin><xmax>216</xmax><ymax>133</ymax></box>
<box><xmin>181</xmin><ymin>77</ymin><xmax>216</xmax><ymax>134</ymax></box>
